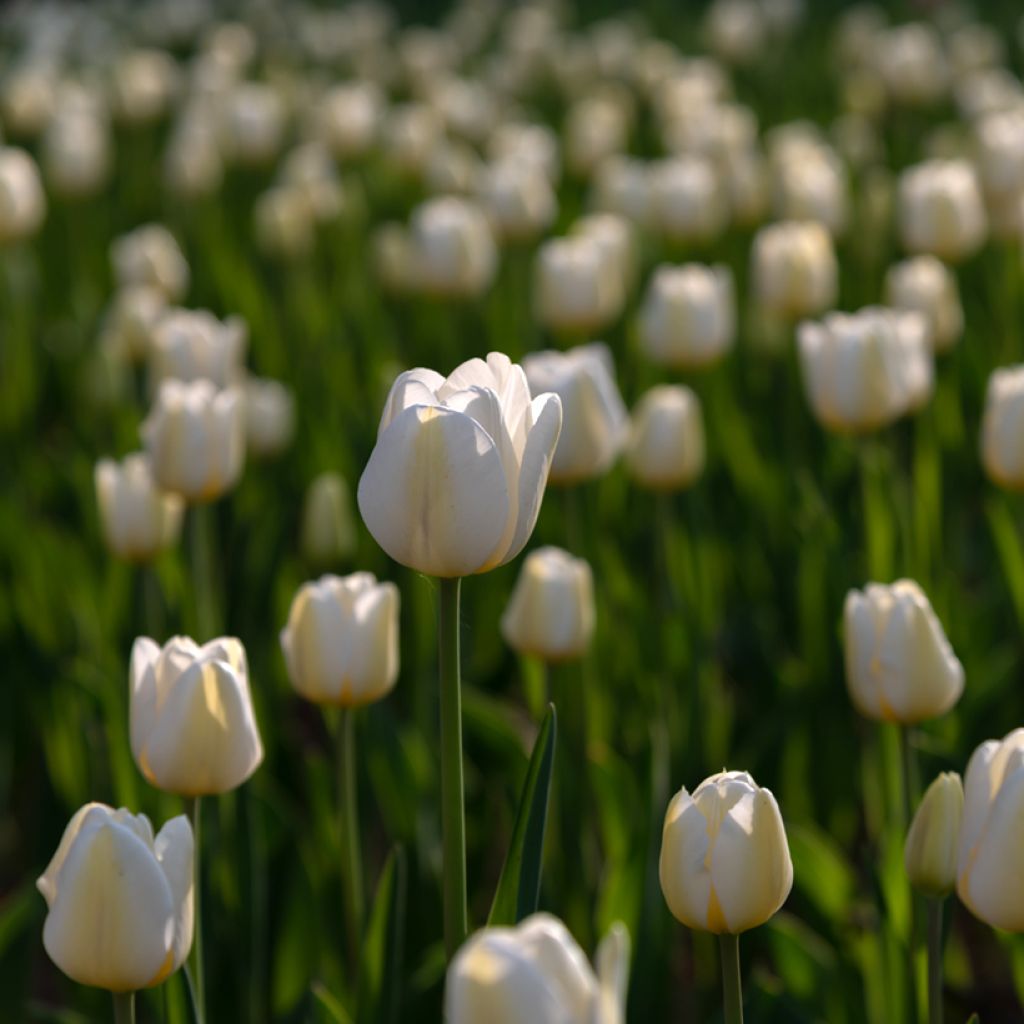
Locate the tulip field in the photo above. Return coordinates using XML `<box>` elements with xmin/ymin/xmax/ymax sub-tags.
<box><xmin>10</xmin><ymin>0</ymin><xmax>1024</xmax><ymax>1021</ymax></box>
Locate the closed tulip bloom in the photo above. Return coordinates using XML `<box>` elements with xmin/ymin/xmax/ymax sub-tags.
<box><xmin>638</xmin><ymin>264</ymin><xmax>735</xmax><ymax>370</ymax></box>
<box><xmin>905</xmin><ymin>772</ymin><xmax>963</xmax><ymax>897</ymax></box>
<box><xmin>534</xmin><ymin>236</ymin><xmax>622</xmax><ymax>336</ymax></box>
<box><xmin>501</xmin><ymin>547</ymin><xmax>595</xmax><ymax>661</ymax></box>
<box><xmin>488</xmin><ymin>122</ymin><xmax>561</xmax><ymax>185</ymax></box>
<box><xmin>573</xmin><ymin>212</ymin><xmax>636</xmax><ymax>296</ymax></box>
<box><xmin>885</xmin><ymin>256</ymin><xmax>963</xmax><ymax>353</ymax></box>
<box><xmin>130</xmin><ymin>636</ymin><xmax>263</xmax><ymax>795</ymax></box>
<box><xmin>478</xmin><ymin>159</ymin><xmax>557</xmax><ymax>243</ymax></box>
<box><xmin>100</xmin><ymin>286</ymin><xmax>167</xmax><ymax>364</ymax></box>
<box><xmin>773</xmin><ymin>153</ymin><xmax>848</xmax><ymax>237</ymax></box>
<box><xmin>565</xmin><ymin>95</ymin><xmax>630</xmax><ymax>178</ymax></box>
<box><xmin>592</xmin><ymin>155</ymin><xmax>651</xmax><ymax>227</ymax></box>
<box><xmin>43</xmin><ymin>109</ymin><xmax>111</xmax><ymax>198</ymax></box>
<box><xmin>524</xmin><ymin>344</ymin><xmax>628</xmax><ymax>484</ymax></box>
<box><xmin>751</xmin><ymin>220</ymin><xmax>837</xmax><ymax>321</ymax></box>
<box><xmin>111</xmin><ymin>224</ymin><xmax>190</xmax><ymax>302</ymax></box>
<box><xmin>358</xmin><ymin>352</ymin><xmax>562</xmax><ymax>578</ymax></box>
<box><xmin>982</xmin><ymin>366</ymin><xmax>1024</xmax><ymax>489</ymax></box>
<box><xmin>0</xmin><ymin>146</ymin><xmax>45</xmax><ymax>244</ymax></box>
<box><xmin>660</xmin><ymin>770</ymin><xmax>793</xmax><ymax>934</ymax></box>
<box><xmin>37</xmin><ymin>803</ymin><xmax>193</xmax><ymax>992</ymax></box>
<box><xmin>244</xmin><ymin>376</ymin><xmax>294</xmax><ymax>457</ymax></box>
<box><xmin>626</xmin><ymin>385</ymin><xmax>705</xmax><ymax>491</ymax></box>
<box><xmin>898</xmin><ymin>160</ymin><xmax>987</xmax><ymax>263</ymax></box>
<box><xmin>281</xmin><ymin>573</ymin><xmax>399</xmax><ymax>706</ymax></box>
<box><xmin>797</xmin><ymin>307</ymin><xmax>933</xmax><ymax>433</ymax></box>
<box><xmin>95</xmin><ymin>454</ymin><xmax>184</xmax><ymax>562</ymax></box>
<box><xmin>975</xmin><ymin>109</ymin><xmax>1024</xmax><ymax>201</ymax></box>
<box><xmin>149</xmin><ymin>309</ymin><xmax>247</xmax><ymax>389</ymax></box>
<box><xmin>112</xmin><ymin>49</ymin><xmax>179</xmax><ymax>126</ymax></box>
<box><xmin>253</xmin><ymin>185</ymin><xmax>316</xmax><ymax>260</ymax></box>
<box><xmin>164</xmin><ymin>109</ymin><xmax>224</xmax><ymax>199</ymax></box>
<box><xmin>221</xmin><ymin>82</ymin><xmax>286</xmax><ymax>167</ymax></box>
<box><xmin>957</xmin><ymin>729</ymin><xmax>1024</xmax><ymax>930</ymax></box>
<box><xmin>409</xmin><ymin>196</ymin><xmax>497</xmax><ymax>299</ymax></box>
<box><xmin>446</xmin><ymin>913</ymin><xmax>629</xmax><ymax>1024</ymax></box>
<box><xmin>314</xmin><ymin>82</ymin><xmax>384</xmax><ymax>160</ymax></box>
<box><xmin>301</xmin><ymin>471</ymin><xmax>357</xmax><ymax>565</ymax></box>
<box><xmin>650</xmin><ymin>156</ymin><xmax>728</xmax><ymax>244</ymax></box>
<box><xmin>141</xmin><ymin>380</ymin><xmax>245</xmax><ymax>502</ymax></box>
<box><xmin>843</xmin><ymin>580</ymin><xmax>964</xmax><ymax>723</ymax></box>
<box><xmin>874</xmin><ymin>23</ymin><xmax>948</xmax><ymax>107</ymax></box>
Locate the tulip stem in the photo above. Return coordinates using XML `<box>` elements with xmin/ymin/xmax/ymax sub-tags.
<box><xmin>190</xmin><ymin>502</ymin><xmax>219</xmax><ymax>639</ymax></box>
<box><xmin>186</xmin><ymin>796</ymin><xmax>206</xmax><ymax>1024</ymax></box>
<box><xmin>718</xmin><ymin>932</ymin><xmax>744</xmax><ymax>1024</ymax></box>
<box><xmin>112</xmin><ymin>992</ymin><xmax>135</xmax><ymax>1024</ymax></box>
<box><xmin>338</xmin><ymin>707</ymin><xmax>365</xmax><ymax>960</ymax></box>
<box><xmin>439</xmin><ymin>576</ymin><xmax>468</xmax><ymax>958</ymax></box>
<box><xmin>899</xmin><ymin>725</ymin><xmax>915</xmax><ymax>830</ymax></box>
<box><xmin>927</xmin><ymin>897</ymin><xmax>944</xmax><ymax>1024</ymax></box>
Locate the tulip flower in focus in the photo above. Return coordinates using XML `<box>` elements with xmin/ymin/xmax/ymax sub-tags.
<box><xmin>0</xmin><ymin>145</ymin><xmax>45</xmax><ymax>244</ymax></box>
<box><xmin>981</xmin><ymin>366</ymin><xmax>1024</xmax><ymax>490</ymax></box>
<box><xmin>844</xmin><ymin>580</ymin><xmax>964</xmax><ymax>723</ymax></box>
<box><xmin>501</xmin><ymin>547</ymin><xmax>595</xmax><ymax>661</ymax></box>
<box><xmin>523</xmin><ymin>343</ymin><xmax>627</xmax><ymax>485</ymax></box>
<box><xmin>149</xmin><ymin>308</ymin><xmax>247</xmax><ymax>389</ymax></box>
<box><xmin>408</xmin><ymin>195</ymin><xmax>497</xmax><ymax>299</ymax></box>
<box><xmin>130</xmin><ymin>635</ymin><xmax>263</xmax><ymax>795</ymax></box>
<box><xmin>957</xmin><ymin>729</ymin><xmax>1024</xmax><ymax>930</ymax></box>
<box><xmin>243</xmin><ymin>376</ymin><xmax>295</xmax><ymax>457</ymax></box>
<box><xmin>281</xmin><ymin>573</ymin><xmax>399</xmax><ymax>706</ymax></box>
<box><xmin>638</xmin><ymin>264</ymin><xmax>735</xmax><ymax>370</ymax></box>
<box><xmin>302</xmin><ymin>471</ymin><xmax>357</xmax><ymax>566</ymax></box>
<box><xmin>797</xmin><ymin>307</ymin><xmax>933</xmax><ymax>433</ymax></box>
<box><xmin>660</xmin><ymin>770</ymin><xmax>793</xmax><ymax>934</ymax></box>
<box><xmin>358</xmin><ymin>352</ymin><xmax>562</xmax><ymax>577</ymax></box>
<box><xmin>37</xmin><ymin>803</ymin><xmax>193</xmax><ymax>992</ymax></box>
<box><xmin>751</xmin><ymin>220</ymin><xmax>837</xmax><ymax>321</ymax></box>
<box><xmin>534</xmin><ymin>235</ymin><xmax>623</xmax><ymax>337</ymax></box>
<box><xmin>898</xmin><ymin>159</ymin><xmax>987</xmax><ymax>263</ymax></box>
<box><xmin>885</xmin><ymin>255</ymin><xmax>963</xmax><ymax>353</ymax></box>
<box><xmin>445</xmin><ymin>913</ymin><xmax>630</xmax><ymax>1024</ymax></box>
<box><xmin>142</xmin><ymin>380</ymin><xmax>245</xmax><ymax>502</ymax></box>
<box><xmin>111</xmin><ymin>224</ymin><xmax>190</xmax><ymax>302</ymax></box>
<box><xmin>905</xmin><ymin>772</ymin><xmax>963</xmax><ymax>897</ymax></box>
<box><xmin>626</xmin><ymin>385</ymin><xmax>705</xmax><ymax>491</ymax></box>
<box><xmin>95</xmin><ymin>454</ymin><xmax>184</xmax><ymax>562</ymax></box>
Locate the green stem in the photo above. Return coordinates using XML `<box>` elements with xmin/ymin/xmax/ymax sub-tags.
<box><xmin>187</xmin><ymin>796</ymin><xmax>206</xmax><ymax>1024</ymax></box>
<box><xmin>112</xmin><ymin>992</ymin><xmax>135</xmax><ymax>1024</ymax></box>
<box><xmin>655</xmin><ymin>492</ymin><xmax>678</xmax><ymax>612</ymax></box>
<box><xmin>339</xmin><ymin>707</ymin><xmax>364</xmax><ymax>961</ymax></box>
<box><xmin>439</xmin><ymin>576</ymin><xmax>467</xmax><ymax>958</ymax></box>
<box><xmin>898</xmin><ymin>725</ymin><xmax>915</xmax><ymax>832</ymax></box>
<box><xmin>719</xmin><ymin>932</ymin><xmax>744</xmax><ymax>1024</ymax></box>
<box><xmin>563</xmin><ymin>485</ymin><xmax>583</xmax><ymax>554</ymax></box>
<box><xmin>190</xmin><ymin>502</ymin><xmax>219</xmax><ymax>639</ymax></box>
<box><xmin>140</xmin><ymin>564</ymin><xmax>163</xmax><ymax>639</ymax></box>
<box><xmin>927</xmin><ymin>898</ymin><xmax>944</xmax><ymax>1024</ymax></box>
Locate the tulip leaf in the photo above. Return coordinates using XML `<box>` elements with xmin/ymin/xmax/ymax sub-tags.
<box><xmin>357</xmin><ymin>845</ymin><xmax>407</xmax><ymax>1024</ymax></box>
<box><xmin>488</xmin><ymin>704</ymin><xmax>557</xmax><ymax>926</ymax></box>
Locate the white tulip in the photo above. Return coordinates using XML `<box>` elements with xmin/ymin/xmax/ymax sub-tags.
<box><xmin>565</xmin><ymin>95</ymin><xmax>630</xmax><ymax>178</ymax></box>
<box><xmin>591</xmin><ymin>155</ymin><xmax>651</xmax><ymax>227</ymax></box>
<box><xmin>501</xmin><ymin>547</ymin><xmax>595</xmax><ymax>661</ymax></box>
<box><xmin>874</xmin><ymin>23</ymin><xmax>948</xmax><ymax>107</ymax></box>
<box><xmin>100</xmin><ymin>286</ymin><xmax>167</xmax><ymax>364</ymax></box>
<box><xmin>141</xmin><ymin>380</ymin><xmax>245</xmax><ymax>502</ymax></box>
<box><xmin>220</xmin><ymin>82</ymin><xmax>286</xmax><ymax>167</ymax></box>
<box><xmin>358</xmin><ymin>352</ymin><xmax>562</xmax><ymax>578</ymax></box>
<box><xmin>905</xmin><ymin>772</ymin><xmax>963</xmax><ymax>897</ymax></box>
<box><xmin>844</xmin><ymin>580</ymin><xmax>964</xmax><ymax>723</ymax></box>
<box><xmin>975</xmin><ymin>108</ymin><xmax>1024</xmax><ymax>200</ymax></box>
<box><xmin>626</xmin><ymin>386</ymin><xmax>705</xmax><ymax>491</ymax></box>
<box><xmin>372</xmin><ymin>222</ymin><xmax>416</xmax><ymax>295</ymax></box>
<box><xmin>772</xmin><ymin>152</ymin><xmax>848</xmax><ymax>236</ymax></box>
<box><xmin>446</xmin><ymin>913</ymin><xmax>629</xmax><ymax>1024</ymax></box>
<box><xmin>409</xmin><ymin>196</ymin><xmax>497</xmax><ymax>299</ymax></box>
<box><xmin>982</xmin><ymin>365</ymin><xmax>1024</xmax><ymax>489</ymax></box>
<box><xmin>281</xmin><ymin>573</ymin><xmax>399</xmax><ymax>706</ymax></box>
<box><xmin>43</xmin><ymin>109</ymin><xmax>111</xmax><ymax>198</ymax></box>
<box><xmin>381</xmin><ymin>102</ymin><xmax>443</xmax><ymax>176</ymax></box>
<box><xmin>751</xmin><ymin>220</ymin><xmax>837</xmax><ymax>321</ymax></box>
<box><xmin>523</xmin><ymin>344</ymin><xmax>628</xmax><ymax>485</ymax></box>
<box><xmin>314</xmin><ymin>81</ymin><xmax>384</xmax><ymax>160</ymax></box>
<box><xmin>38</xmin><ymin>803</ymin><xmax>193</xmax><ymax>993</ymax></box>
<box><xmin>958</xmin><ymin>729</ymin><xmax>1024</xmax><ymax>930</ymax></box>
<box><xmin>649</xmin><ymin>156</ymin><xmax>728</xmax><ymax>244</ymax></box>
<box><xmin>0</xmin><ymin>146</ymin><xmax>46</xmax><ymax>244</ymax></box>
<box><xmin>130</xmin><ymin>635</ymin><xmax>263</xmax><ymax>795</ymax></box>
<box><xmin>111</xmin><ymin>224</ymin><xmax>190</xmax><ymax>302</ymax></box>
<box><xmin>488</xmin><ymin>122</ymin><xmax>560</xmax><ymax>184</ymax></box>
<box><xmin>638</xmin><ymin>264</ymin><xmax>734</xmax><ymax>370</ymax></box>
<box><xmin>244</xmin><ymin>376</ymin><xmax>294</xmax><ymax>457</ymax></box>
<box><xmin>149</xmin><ymin>309</ymin><xmax>247</xmax><ymax>389</ymax></box>
<box><xmin>112</xmin><ymin>50</ymin><xmax>179</xmax><ymax>125</ymax></box>
<box><xmin>660</xmin><ymin>770</ymin><xmax>793</xmax><ymax>933</ymax></box>
<box><xmin>534</xmin><ymin>236</ymin><xmax>622</xmax><ymax>336</ymax></box>
<box><xmin>95</xmin><ymin>454</ymin><xmax>184</xmax><ymax>562</ymax></box>
<box><xmin>898</xmin><ymin>159</ymin><xmax>987</xmax><ymax>263</ymax></box>
<box><xmin>885</xmin><ymin>256</ymin><xmax>963</xmax><ymax>353</ymax></box>
<box><xmin>478</xmin><ymin>159</ymin><xmax>557</xmax><ymax>243</ymax></box>
<box><xmin>164</xmin><ymin>109</ymin><xmax>224</xmax><ymax>199</ymax></box>
<box><xmin>573</xmin><ymin>212</ymin><xmax>636</xmax><ymax>297</ymax></box>
<box><xmin>253</xmin><ymin>185</ymin><xmax>316</xmax><ymax>260</ymax></box>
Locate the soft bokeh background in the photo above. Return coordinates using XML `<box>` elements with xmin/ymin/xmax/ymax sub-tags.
<box><xmin>5</xmin><ymin>0</ymin><xmax>1024</xmax><ymax>1021</ymax></box>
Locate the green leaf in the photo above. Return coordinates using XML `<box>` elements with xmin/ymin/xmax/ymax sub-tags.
<box><xmin>312</xmin><ymin>981</ymin><xmax>354</xmax><ymax>1024</ymax></box>
<box><xmin>357</xmin><ymin>846</ymin><xmax>407</xmax><ymax>1024</ymax></box>
<box><xmin>488</xmin><ymin>705</ymin><xmax>557</xmax><ymax>926</ymax></box>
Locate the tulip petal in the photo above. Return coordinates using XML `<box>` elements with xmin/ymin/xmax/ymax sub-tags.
<box><xmin>379</xmin><ymin>368</ymin><xmax>445</xmax><ymax>435</ymax></box>
<box><xmin>154</xmin><ymin>815</ymin><xmax>194</xmax><ymax>972</ymax></box>
<box><xmin>659</xmin><ymin>787</ymin><xmax>713</xmax><ymax>931</ymax></box>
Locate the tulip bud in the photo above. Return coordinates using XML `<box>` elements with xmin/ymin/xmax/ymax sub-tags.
<box><xmin>660</xmin><ymin>770</ymin><xmax>793</xmax><ymax>934</ymax></box>
<box><xmin>489</xmin><ymin>122</ymin><xmax>560</xmax><ymax>185</ymax></box>
<box><xmin>844</xmin><ymin>580</ymin><xmax>964</xmax><ymax>723</ymax></box>
<box><xmin>649</xmin><ymin>156</ymin><xmax>728</xmax><ymax>244</ymax></box>
<box><xmin>898</xmin><ymin>159</ymin><xmax>987</xmax><ymax>263</ymax></box>
<box><xmin>164</xmin><ymin>109</ymin><xmax>224</xmax><ymax>199</ymax></box>
<box><xmin>874</xmin><ymin>23</ymin><xmax>948</xmax><ymax>107</ymax></box>
<box><xmin>100</xmin><ymin>286</ymin><xmax>167</xmax><ymax>364</ymax></box>
<box><xmin>244</xmin><ymin>376</ymin><xmax>294</xmax><ymax>458</ymax></box>
<box><xmin>142</xmin><ymin>379</ymin><xmax>245</xmax><ymax>502</ymax></box>
<box><xmin>885</xmin><ymin>256</ymin><xmax>963</xmax><ymax>354</ymax></box>
<box><xmin>1</xmin><ymin>64</ymin><xmax>57</xmax><ymax>137</ymax></box>
<box><xmin>975</xmin><ymin>109</ymin><xmax>1024</xmax><ymax>202</ymax></box>
<box><xmin>534</xmin><ymin>236</ymin><xmax>623</xmax><ymax>336</ymax></box>
<box><xmin>501</xmin><ymin>547</ymin><xmax>595</xmax><ymax>661</ymax></box>
<box><xmin>381</xmin><ymin>102</ymin><xmax>443</xmax><ymax>177</ymax></box>
<box><xmin>751</xmin><ymin>220</ymin><xmax>837</xmax><ymax>321</ymax></box>
<box><xmin>981</xmin><ymin>366</ymin><xmax>1024</xmax><ymax>490</ymax></box>
<box><xmin>638</xmin><ymin>264</ymin><xmax>734</xmax><ymax>370</ymax></box>
<box><xmin>445</xmin><ymin>913</ymin><xmax>629</xmax><ymax>1024</ymax></box>
<box><xmin>253</xmin><ymin>185</ymin><xmax>316</xmax><ymax>260</ymax></box>
<box><xmin>957</xmin><ymin>729</ymin><xmax>1024</xmax><ymax>930</ymax></box>
<box><xmin>565</xmin><ymin>95</ymin><xmax>630</xmax><ymax>179</ymax></box>
<box><xmin>572</xmin><ymin>212</ymin><xmax>636</xmax><ymax>297</ymax></box>
<box><xmin>358</xmin><ymin>352</ymin><xmax>562</xmax><ymax>578</ymax></box>
<box><xmin>626</xmin><ymin>385</ymin><xmax>705</xmax><ymax>491</ymax></box>
<box><xmin>112</xmin><ymin>49</ymin><xmax>179</xmax><ymax>126</ymax></box>
<box><xmin>130</xmin><ymin>636</ymin><xmax>263</xmax><ymax>795</ymax></box>
<box><xmin>281</xmin><ymin>573</ymin><xmax>399</xmax><ymax>706</ymax></box>
<box><xmin>314</xmin><ymin>82</ymin><xmax>384</xmax><ymax>160</ymax></box>
<box><xmin>591</xmin><ymin>155</ymin><xmax>651</xmax><ymax>227</ymax></box>
<box><xmin>905</xmin><ymin>772</ymin><xmax>963</xmax><ymax>897</ymax></box>
<box><xmin>478</xmin><ymin>159</ymin><xmax>557</xmax><ymax>243</ymax></box>
<box><xmin>220</xmin><ymin>82</ymin><xmax>286</xmax><ymax>167</ymax></box>
<box><xmin>37</xmin><ymin>803</ymin><xmax>193</xmax><ymax>992</ymax></box>
<box><xmin>772</xmin><ymin>152</ymin><xmax>848</xmax><ymax>237</ymax></box>
<box><xmin>0</xmin><ymin>146</ymin><xmax>46</xmax><ymax>244</ymax></box>
<box><xmin>149</xmin><ymin>309</ymin><xmax>247</xmax><ymax>390</ymax></box>
<box><xmin>278</xmin><ymin>142</ymin><xmax>346</xmax><ymax>225</ymax></box>
<box><xmin>43</xmin><ymin>107</ymin><xmax>111</xmax><ymax>199</ymax></box>
<box><xmin>797</xmin><ymin>307</ymin><xmax>933</xmax><ymax>434</ymax></box>
<box><xmin>95</xmin><ymin>454</ymin><xmax>184</xmax><ymax>562</ymax></box>
<box><xmin>408</xmin><ymin>196</ymin><xmax>497</xmax><ymax>299</ymax></box>
<box><xmin>111</xmin><ymin>224</ymin><xmax>190</xmax><ymax>302</ymax></box>
<box><xmin>523</xmin><ymin>344</ymin><xmax>628</xmax><ymax>485</ymax></box>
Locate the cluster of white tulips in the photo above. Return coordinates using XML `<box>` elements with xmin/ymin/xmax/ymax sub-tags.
<box><xmin>7</xmin><ymin>0</ymin><xmax>1024</xmax><ymax>1020</ymax></box>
